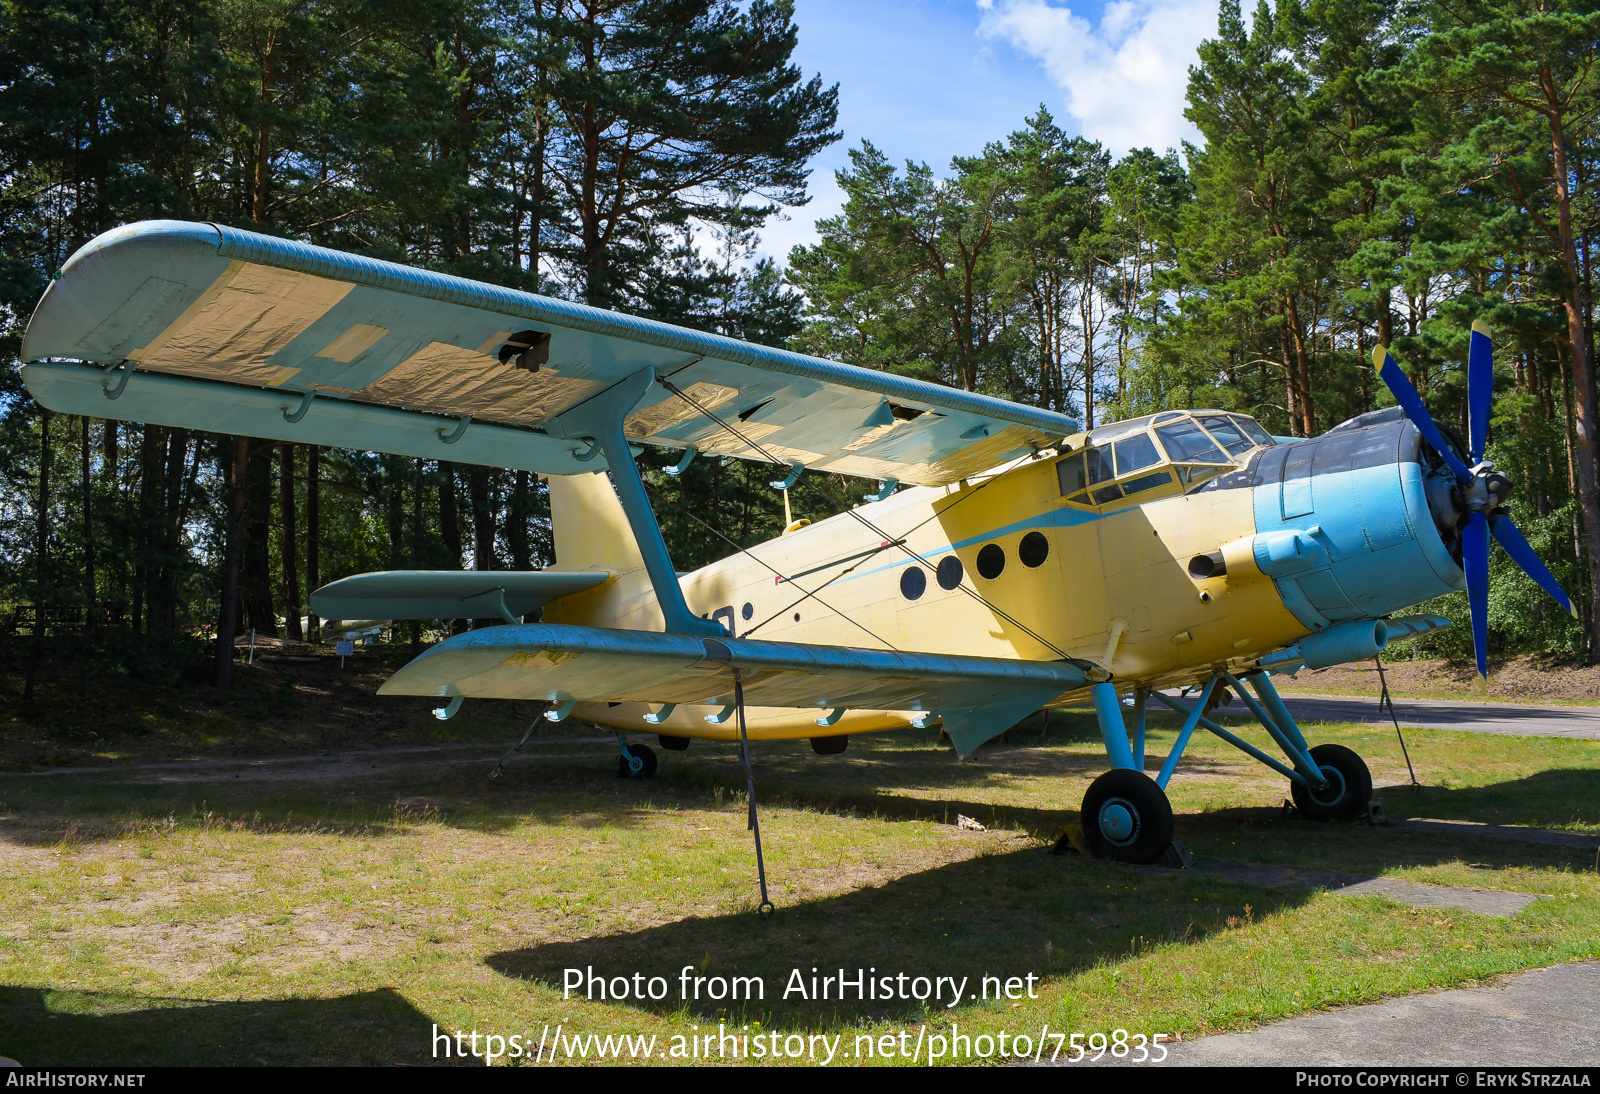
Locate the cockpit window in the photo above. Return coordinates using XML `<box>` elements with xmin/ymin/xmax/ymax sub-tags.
<box><xmin>1232</xmin><ymin>415</ymin><xmax>1275</xmax><ymax>448</ymax></box>
<box><xmin>1121</xmin><ymin>469</ymin><xmax>1174</xmax><ymax>497</ymax></box>
<box><xmin>1199</xmin><ymin>415</ymin><xmax>1254</xmax><ymax>456</ymax></box>
<box><xmin>1113</xmin><ymin>433</ymin><xmax>1161</xmax><ymax>476</ymax></box>
<box><xmin>1085</xmin><ymin>447</ymin><xmax>1115</xmax><ymax>485</ymax></box>
<box><xmin>1056</xmin><ymin>452</ymin><xmax>1084</xmax><ymax>495</ymax></box>
<box><xmin>1155</xmin><ymin>419</ymin><xmax>1229</xmax><ymax>463</ymax></box>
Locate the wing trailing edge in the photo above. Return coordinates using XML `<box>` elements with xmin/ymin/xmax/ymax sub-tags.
<box><xmin>380</xmin><ymin>623</ymin><xmax>1090</xmax><ymax>756</ymax></box>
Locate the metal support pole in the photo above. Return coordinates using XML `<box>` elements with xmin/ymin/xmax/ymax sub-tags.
<box><xmin>1131</xmin><ymin>689</ymin><xmax>1148</xmax><ymax>770</ymax></box>
<box><xmin>1222</xmin><ymin>671</ymin><xmax>1323</xmax><ymax>783</ymax></box>
<box><xmin>546</xmin><ymin>368</ymin><xmax>723</xmax><ymax>637</ymax></box>
<box><xmin>1149</xmin><ymin>690</ymin><xmax>1308</xmax><ymax>784</ymax></box>
<box><xmin>1155</xmin><ymin>676</ymin><xmax>1218</xmax><ymax>787</ymax></box>
<box><xmin>734</xmin><ymin>677</ymin><xmax>774</xmax><ymax>919</ymax></box>
<box><xmin>1089</xmin><ymin>681</ymin><xmax>1137</xmax><ymax>770</ymax></box>
<box><xmin>1243</xmin><ymin>670</ymin><xmax>1313</xmax><ymax>751</ymax></box>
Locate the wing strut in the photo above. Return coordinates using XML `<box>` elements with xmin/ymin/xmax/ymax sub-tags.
<box><xmin>733</xmin><ymin>676</ymin><xmax>775</xmax><ymax>919</ymax></box>
<box><xmin>545</xmin><ymin>367</ymin><xmax>724</xmax><ymax>637</ymax></box>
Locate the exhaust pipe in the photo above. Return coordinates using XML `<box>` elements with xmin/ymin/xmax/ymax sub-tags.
<box><xmin>1299</xmin><ymin>619</ymin><xmax>1389</xmax><ymax>669</ymax></box>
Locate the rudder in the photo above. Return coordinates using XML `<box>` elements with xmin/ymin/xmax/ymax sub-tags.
<box><xmin>545</xmin><ymin>472</ymin><xmax>645</xmax><ymax>575</ymax></box>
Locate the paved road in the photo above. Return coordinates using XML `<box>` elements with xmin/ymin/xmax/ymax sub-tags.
<box><xmin>1276</xmin><ymin>693</ymin><xmax>1600</xmax><ymax>741</ymax></box>
<box><xmin>1098</xmin><ymin>961</ymin><xmax>1600</xmax><ymax>1066</ymax></box>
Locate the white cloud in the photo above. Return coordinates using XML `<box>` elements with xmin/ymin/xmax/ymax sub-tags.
<box><xmin>976</xmin><ymin>0</ymin><xmax>1216</xmax><ymax>155</ymax></box>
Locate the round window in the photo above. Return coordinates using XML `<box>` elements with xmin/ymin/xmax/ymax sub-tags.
<box><xmin>936</xmin><ymin>555</ymin><xmax>964</xmax><ymax>590</ymax></box>
<box><xmin>741</xmin><ymin>602</ymin><xmax>753</xmax><ymax>620</ymax></box>
<box><xmin>1019</xmin><ymin>531</ymin><xmax>1050</xmax><ymax>568</ymax></box>
<box><xmin>900</xmin><ymin>566</ymin><xmax>927</xmax><ymax>600</ymax></box>
<box><xmin>976</xmin><ymin>543</ymin><xmax>1006</xmax><ymax>580</ymax></box>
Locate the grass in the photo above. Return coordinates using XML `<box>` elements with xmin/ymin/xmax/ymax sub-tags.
<box><xmin>0</xmin><ymin>707</ymin><xmax>1597</xmax><ymax>1066</ymax></box>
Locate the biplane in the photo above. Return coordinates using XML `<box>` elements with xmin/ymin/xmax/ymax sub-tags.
<box><xmin>20</xmin><ymin>221</ymin><xmax>1576</xmax><ymax>900</ymax></box>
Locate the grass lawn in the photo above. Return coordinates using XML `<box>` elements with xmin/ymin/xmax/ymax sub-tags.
<box><xmin>1</xmin><ymin>705</ymin><xmax>1597</xmax><ymax>1066</ymax></box>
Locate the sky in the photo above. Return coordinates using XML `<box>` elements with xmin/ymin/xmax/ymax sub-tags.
<box><xmin>756</xmin><ymin>0</ymin><xmax>1220</xmax><ymax>263</ymax></box>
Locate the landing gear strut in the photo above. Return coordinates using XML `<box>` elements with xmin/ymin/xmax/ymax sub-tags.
<box><xmin>1081</xmin><ymin>668</ymin><xmax>1374</xmax><ymax>862</ymax></box>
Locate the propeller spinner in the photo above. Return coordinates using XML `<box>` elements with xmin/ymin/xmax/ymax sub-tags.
<box><xmin>1374</xmin><ymin>321</ymin><xmax>1579</xmax><ymax>680</ymax></box>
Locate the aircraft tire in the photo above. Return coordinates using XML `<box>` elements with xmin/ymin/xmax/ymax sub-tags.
<box><xmin>616</xmin><ymin>743</ymin><xmax>658</xmax><ymax>779</ymax></box>
<box><xmin>1290</xmin><ymin>744</ymin><xmax>1372</xmax><ymax>821</ymax></box>
<box><xmin>1081</xmin><ymin>769</ymin><xmax>1174</xmax><ymax>864</ymax></box>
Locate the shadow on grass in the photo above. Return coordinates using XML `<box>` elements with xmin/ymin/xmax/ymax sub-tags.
<box><xmin>485</xmin><ymin>844</ymin><xmax>1313</xmax><ymax>1026</ymax></box>
<box><xmin>1386</xmin><ymin>768</ymin><xmax>1600</xmax><ymax>830</ymax></box>
<box><xmin>0</xmin><ymin>984</ymin><xmax>464</xmax><ymax>1066</ymax></box>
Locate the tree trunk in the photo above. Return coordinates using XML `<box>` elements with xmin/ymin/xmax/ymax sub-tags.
<box><xmin>24</xmin><ymin>409</ymin><xmax>52</xmax><ymax>701</ymax></box>
<box><xmin>279</xmin><ymin>443</ymin><xmax>302</xmax><ymax>639</ymax></box>
<box><xmin>1547</xmin><ymin>107</ymin><xmax>1600</xmax><ymax>659</ymax></box>
<box><xmin>215</xmin><ymin>437</ymin><xmax>248</xmax><ymax>689</ymax></box>
<box><xmin>465</xmin><ymin>465</ymin><xmax>497</xmax><ymax>628</ymax></box>
<box><xmin>1285</xmin><ymin>293</ymin><xmax>1316</xmax><ymax>436</ymax></box>
<box><xmin>81</xmin><ymin>416</ymin><xmax>94</xmax><ymax>633</ymax></box>
<box><xmin>133</xmin><ymin>424</ymin><xmax>162</xmax><ymax>637</ymax></box>
<box><xmin>242</xmin><ymin>440</ymin><xmax>276</xmax><ymax>635</ymax></box>
<box><xmin>439</xmin><ymin>461</ymin><xmax>466</xmax><ymax>633</ymax></box>
<box><xmin>509</xmin><ymin>469</ymin><xmax>531</xmax><ymax>571</ymax></box>
<box><xmin>306</xmin><ymin>446</ymin><xmax>320</xmax><ymax>641</ymax></box>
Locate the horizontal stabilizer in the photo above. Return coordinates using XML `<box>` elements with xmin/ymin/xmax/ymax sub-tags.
<box><xmin>311</xmin><ymin>570</ymin><xmax>610</xmax><ymax>625</ymax></box>
<box><xmin>379</xmin><ymin>623</ymin><xmax>1087</xmax><ymax>753</ymax></box>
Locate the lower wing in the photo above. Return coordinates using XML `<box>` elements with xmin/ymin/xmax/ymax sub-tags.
<box><xmin>379</xmin><ymin>623</ymin><xmax>1091</xmax><ymax>757</ymax></box>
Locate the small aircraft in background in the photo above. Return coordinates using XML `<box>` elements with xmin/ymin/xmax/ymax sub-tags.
<box><xmin>21</xmin><ymin>221</ymin><xmax>1574</xmax><ymax>907</ymax></box>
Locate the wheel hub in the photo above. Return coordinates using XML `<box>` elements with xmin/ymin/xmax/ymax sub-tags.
<box><xmin>1098</xmin><ymin>799</ymin><xmax>1139</xmax><ymax>845</ymax></box>
<box><xmin>1307</xmin><ymin>764</ymin><xmax>1347</xmax><ymax>807</ymax></box>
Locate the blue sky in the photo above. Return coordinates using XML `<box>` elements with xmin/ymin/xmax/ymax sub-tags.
<box><xmin>756</xmin><ymin>0</ymin><xmax>1220</xmax><ymax>261</ymax></box>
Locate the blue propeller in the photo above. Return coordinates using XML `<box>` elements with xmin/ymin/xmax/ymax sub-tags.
<box><xmin>1375</xmin><ymin>323</ymin><xmax>1578</xmax><ymax>681</ymax></box>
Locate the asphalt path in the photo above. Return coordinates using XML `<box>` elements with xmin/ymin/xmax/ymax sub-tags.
<box><xmin>1274</xmin><ymin>693</ymin><xmax>1600</xmax><ymax>741</ymax></box>
<box><xmin>1097</xmin><ymin>961</ymin><xmax>1600</xmax><ymax>1066</ymax></box>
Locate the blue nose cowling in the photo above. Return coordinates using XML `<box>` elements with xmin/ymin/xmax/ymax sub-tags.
<box><xmin>1249</xmin><ymin>412</ymin><xmax>1463</xmax><ymax>632</ymax></box>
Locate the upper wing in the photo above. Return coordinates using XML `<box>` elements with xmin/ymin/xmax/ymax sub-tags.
<box><xmin>310</xmin><ymin>570</ymin><xmax>611</xmax><ymax>626</ymax></box>
<box><xmin>22</xmin><ymin>220</ymin><xmax>1077</xmax><ymax>485</ymax></box>
<box><xmin>379</xmin><ymin>622</ymin><xmax>1090</xmax><ymax>756</ymax></box>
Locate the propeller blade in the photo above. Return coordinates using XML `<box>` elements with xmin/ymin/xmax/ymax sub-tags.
<box><xmin>1463</xmin><ymin>510</ymin><xmax>1490</xmax><ymax>681</ymax></box>
<box><xmin>1468</xmin><ymin>319</ymin><xmax>1493</xmax><ymax>463</ymax></box>
<box><xmin>1489</xmin><ymin>511</ymin><xmax>1580</xmax><ymax>619</ymax></box>
<box><xmin>1373</xmin><ymin>345</ymin><xmax>1474</xmax><ymax>486</ymax></box>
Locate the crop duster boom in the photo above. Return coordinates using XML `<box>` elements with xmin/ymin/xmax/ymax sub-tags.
<box><xmin>20</xmin><ymin>222</ymin><xmax>1576</xmax><ymax>898</ymax></box>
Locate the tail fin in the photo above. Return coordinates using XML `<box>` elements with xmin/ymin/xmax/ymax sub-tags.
<box><xmin>545</xmin><ymin>472</ymin><xmax>645</xmax><ymax>575</ymax></box>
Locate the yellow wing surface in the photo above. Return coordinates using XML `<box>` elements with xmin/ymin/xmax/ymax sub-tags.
<box><xmin>379</xmin><ymin>622</ymin><xmax>1090</xmax><ymax>756</ymax></box>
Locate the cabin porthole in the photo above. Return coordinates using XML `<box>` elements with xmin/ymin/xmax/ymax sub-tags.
<box><xmin>976</xmin><ymin>543</ymin><xmax>1006</xmax><ymax>580</ymax></box>
<box><xmin>900</xmin><ymin>567</ymin><xmax>927</xmax><ymax>600</ymax></box>
<box><xmin>1019</xmin><ymin>531</ymin><xmax>1050</xmax><ymax>568</ymax></box>
<box><xmin>936</xmin><ymin>555</ymin><xmax>964</xmax><ymax>590</ymax></box>
<box><xmin>741</xmin><ymin>602</ymin><xmax>753</xmax><ymax>620</ymax></box>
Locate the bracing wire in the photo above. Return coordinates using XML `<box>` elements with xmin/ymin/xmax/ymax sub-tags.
<box><xmin>657</xmin><ymin>377</ymin><xmax>1078</xmax><ymax>662</ymax></box>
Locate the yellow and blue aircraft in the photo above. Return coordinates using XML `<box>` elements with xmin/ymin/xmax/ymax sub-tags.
<box><xmin>20</xmin><ymin>221</ymin><xmax>1576</xmax><ymax>898</ymax></box>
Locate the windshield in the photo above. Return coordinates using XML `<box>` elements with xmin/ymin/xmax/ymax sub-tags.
<box><xmin>1198</xmin><ymin>414</ymin><xmax>1254</xmax><ymax>456</ymax></box>
<box><xmin>1155</xmin><ymin>419</ymin><xmax>1229</xmax><ymax>463</ymax></box>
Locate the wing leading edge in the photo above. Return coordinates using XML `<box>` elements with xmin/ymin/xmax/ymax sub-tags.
<box><xmin>23</xmin><ymin>220</ymin><xmax>1077</xmax><ymax>485</ymax></box>
<box><xmin>379</xmin><ymin>622</ymin><xmax>1091</xmax><ymax>756</ymax></box>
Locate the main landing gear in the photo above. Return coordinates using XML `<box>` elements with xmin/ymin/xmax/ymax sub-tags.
<box><xmin>1081</xmin><ymin>670</ymin><xmax>1372</xmax><ymax>863</ymax></box>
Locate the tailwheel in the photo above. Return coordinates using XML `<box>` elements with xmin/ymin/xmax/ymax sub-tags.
<box><xmin>1290</xmin><ymin>744</ymin><xmax>1371</xmax><ymax>821</ymax></box>
<box><xmin>1081</xmin><ymin>769</ymin><xmax>1174</xmax><ymax>864</ymax></box>
<box><xmin>615</xmin><ymin>743</ymin><xmax>658</xmax><ymax>779</ymax></box>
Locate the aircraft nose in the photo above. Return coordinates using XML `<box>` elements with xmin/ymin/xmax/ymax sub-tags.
<box><xmin>1247</xmin><ymin>415</ymin><xmax>1464</xmax><ymax>630</ymax></box>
